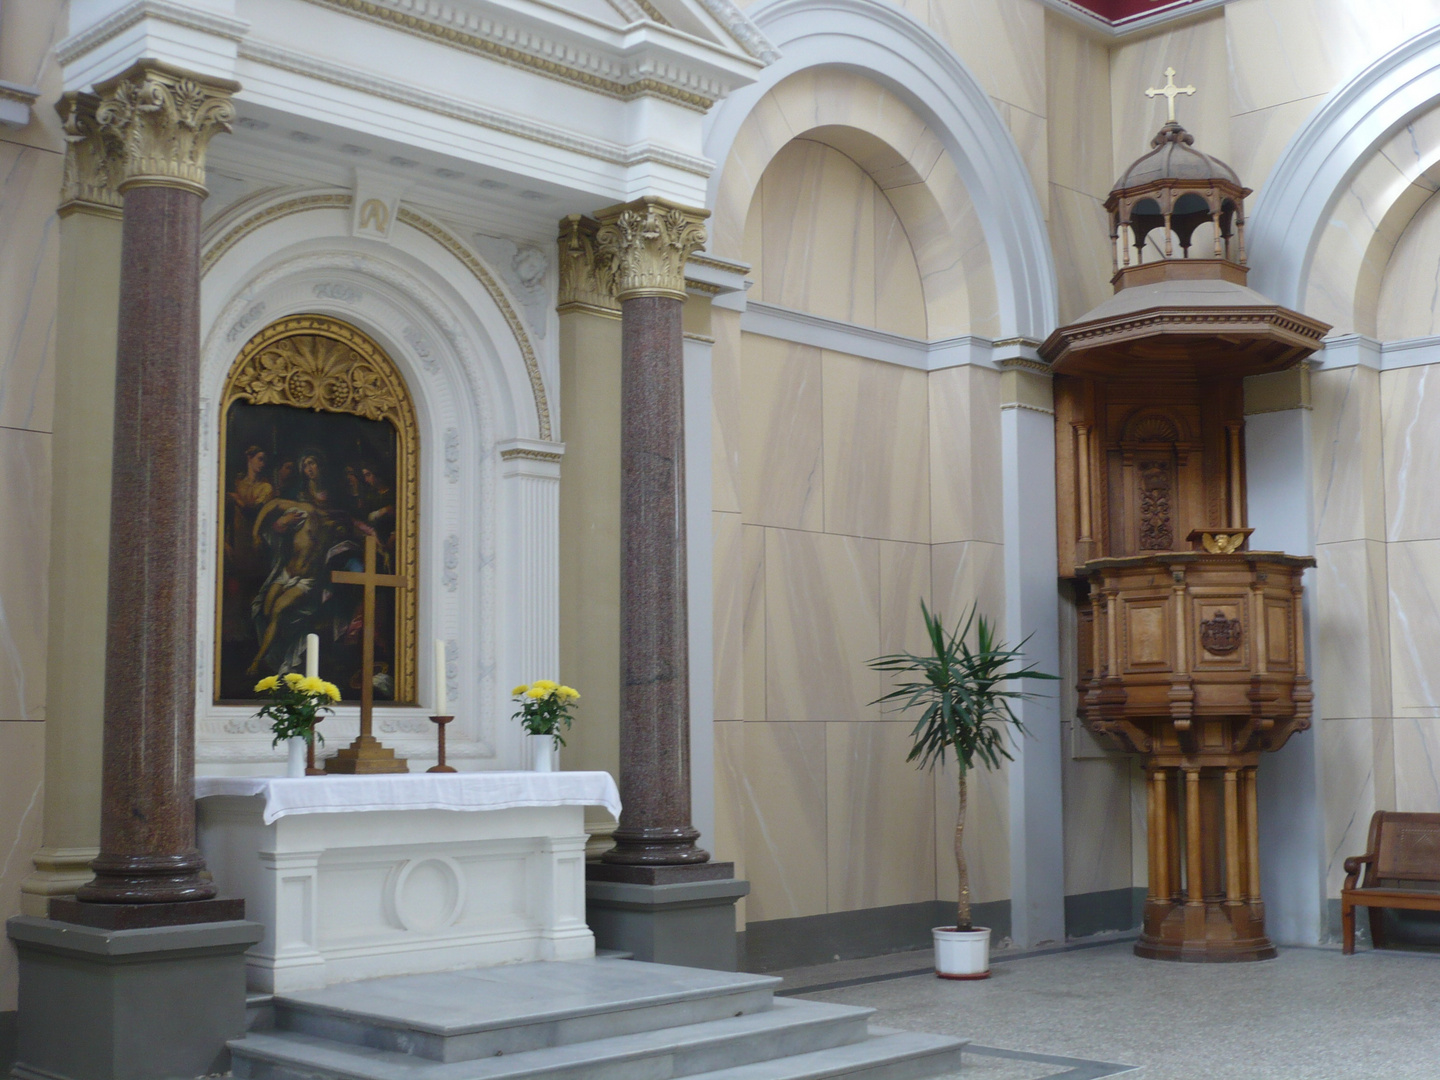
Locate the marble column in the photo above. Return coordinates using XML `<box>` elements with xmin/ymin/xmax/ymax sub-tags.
<box><xmin>68</xmin><ymin>62</ymin><xmax>238</xmax><ymax>914</ymax></box>
<box><xmin>19</xmin><ymin>93</ymin><xmax>124</xmax><ymax>916</ymax></box>
<box><xmin>592</xmin><ymin>198</ymin><xmax>711</xmax><ymax>869</ymax></box>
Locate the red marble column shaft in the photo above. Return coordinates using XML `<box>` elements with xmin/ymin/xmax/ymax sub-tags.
<box><xmin>604</xmin><ymin>294</ymin><xmax>708</xmax><ymax>865</ymax></box>
<box><xmin>77</xmin><ymin>183</ymin><xmax>215</xmax><ymax>904</ymax></box>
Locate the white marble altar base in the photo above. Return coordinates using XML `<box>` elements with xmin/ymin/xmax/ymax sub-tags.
<box><xmin>197</xmin><ymin>775</ymin><xmax>618</xmax><ymax>992</ymax></box>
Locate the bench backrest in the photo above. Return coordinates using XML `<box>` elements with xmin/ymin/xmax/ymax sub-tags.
<box><xmin>1372</xmin><ymin>811</ymin><xmax>1440</xmax><ymax>882</ymax></box>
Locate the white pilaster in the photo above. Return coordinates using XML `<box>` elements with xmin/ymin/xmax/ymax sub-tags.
<box><xmin>1246</xmin><ymin>405</ymin><xmax>1326</xmax><ymax>946</ymax></box>
<box><xmin>497</xmin><ymin>439</ymin><xmax>564</xmax><ymax>769</ymax></box>
<box><xmin>1000</xmin><ymin>370</ymin><xmax>1065</xmax><ymax>949</ymax></box>
<box><xmin>684</xmin><ymin>331</ymin><xmax>716</xmax><ymax>856</ymax></box>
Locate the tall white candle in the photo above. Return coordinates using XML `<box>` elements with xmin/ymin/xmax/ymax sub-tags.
<box><xmin>435</xmin><ymin>638</ymin><xmax>447</xmax><ymax>716</ymax></box>
<box><xmin>305</xmin><ymin>633</ymin><xmax>320</xmax><ymax>679</ymax></box>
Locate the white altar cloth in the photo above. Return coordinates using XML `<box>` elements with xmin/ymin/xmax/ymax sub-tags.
<box><xmin>195</xmin><ymin>771</ymin><xmax>621</xmax><ymax>824</ymax></box>
<box><xmin>196</xmin><ymin>773</ymin><xmax>619</xmax><ymax>992</ymax></box>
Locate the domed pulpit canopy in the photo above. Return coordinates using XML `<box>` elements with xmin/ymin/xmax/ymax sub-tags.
<box><xmin>1040</xmin><ymin>84</ymin><xmax>1329</xmax><ymax>378</ymax></box>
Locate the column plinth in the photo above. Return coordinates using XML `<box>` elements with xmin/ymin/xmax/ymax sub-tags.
<box><xmin>71</xmin><ymin>62</ymin><xmax>237</xmax><ymax>912</ymax></box>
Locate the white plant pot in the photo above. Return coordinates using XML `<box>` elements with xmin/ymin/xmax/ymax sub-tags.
<box><xmin>285</xmin><ymin>736</ymin><xmax>307</xmax><ymax>779</ymax></box>
<box><xmin>528</xmin><ymin>734</ymin><xmax>557</xmax><ymax>772</ymax></box>
<box><xmin>932</xmin><ymin>925</ymin><xmax>991</xmax><ymax>980</ymax></box>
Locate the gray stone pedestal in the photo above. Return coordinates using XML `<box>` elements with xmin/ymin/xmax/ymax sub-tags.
<box><xmin>586</xmin><ymin>874</ymin><xmax>749</xmax><ymax>971</ymax></box>
<box><xmin>7</xmin><ymin>916</ymin><xmax>262</xmax><ymax>1080</ymax></box>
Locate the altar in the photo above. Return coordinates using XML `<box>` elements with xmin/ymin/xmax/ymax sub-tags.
<box><xmin>196</xmin><ymin>772</ymin><xmax>621</xmax><ymax>992</ymax></box>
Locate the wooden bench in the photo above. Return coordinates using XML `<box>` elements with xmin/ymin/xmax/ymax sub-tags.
<box><xmin>1342</xmin><ymin>810</ymin><xmax>1440</xmax><ymax>954</ymax></box>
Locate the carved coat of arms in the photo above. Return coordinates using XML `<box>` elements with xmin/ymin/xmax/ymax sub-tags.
<box><xmin>1200</xmin><ymin>611</ymin><xmax>1243</xmax><ymax>655</ymax></box>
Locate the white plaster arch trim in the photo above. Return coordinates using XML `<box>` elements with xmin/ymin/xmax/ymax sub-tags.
<box><xmin>703</xmin><ymin>0</ymin><xmax>1058</xmax><ymax>342</ymax></box>
<box><xmin>197</xmin><ymin>225</ymin><xmax>559</xmax><ymax>771</ymax></box>
<box><xmin>1248</xmin><ymin>23</ymin><xmax>1440</xmax><ymax>311</ymax></box>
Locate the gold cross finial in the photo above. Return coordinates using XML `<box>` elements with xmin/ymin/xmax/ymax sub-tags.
<box><xmin>1145</xmin><ymin>67</ymin><xmax>1196</xmax><ymax>123</ymax></box>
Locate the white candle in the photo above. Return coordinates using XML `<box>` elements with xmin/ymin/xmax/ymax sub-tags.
<box><xmin>435</xmin><ymin>638</ymin><xmax>447</xmax><ymax>716</ymax></box>
<box><xmin>305</xmin><ymin>633</ymin><xmax>320</xmax><ymax>679</ymax></box>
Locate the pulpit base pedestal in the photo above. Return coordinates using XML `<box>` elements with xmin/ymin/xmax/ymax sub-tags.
<box><xmin>1135</xmin><ymin>899</ymin><xmax>1276</xmax><ymax>962</ymax></box>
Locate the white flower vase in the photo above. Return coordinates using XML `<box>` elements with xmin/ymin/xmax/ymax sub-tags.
<box><xmin>933</xmin><ymin>926</ymin><xmax>991</xmax><ymax>979</ymax></box>
<box><xmin>529</xmin><ymin>734</ymin><xmax>557</xmax><ymax>772</ymax></box>
<box><xmin>285</xmin><ymin>736</ymin><xmax>307</xmax><ymax>778</ymax></box>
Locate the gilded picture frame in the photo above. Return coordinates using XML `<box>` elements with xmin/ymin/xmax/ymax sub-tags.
<box><xmin>215</xmin><ymin>314</ymin><xmax>419</xmax><ymax>703</ymax></box>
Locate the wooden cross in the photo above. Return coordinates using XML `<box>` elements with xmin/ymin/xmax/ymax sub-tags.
<box><xmin>1146</xmin><ymin>67</ymin><xmax>1196</xmax><ymax>122</ymax></box>
<box><xmin>324</xmin><ymin>533</ymin><xmax>411</xmax><ymax>773</ymax></box>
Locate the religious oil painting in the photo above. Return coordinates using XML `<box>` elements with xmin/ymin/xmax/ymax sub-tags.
<box><xmin>216</xmin><ymin>316</ymin><xmax>419</xmax><ymax>703</ymax></box>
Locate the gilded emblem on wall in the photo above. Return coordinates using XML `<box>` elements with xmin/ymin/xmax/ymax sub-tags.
<box><xmin>1200</xmin><ymin>610</ymin><xmax>1243</xmax><ymax>655</ymax></box>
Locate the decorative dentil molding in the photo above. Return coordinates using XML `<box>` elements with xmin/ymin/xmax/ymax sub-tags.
<box><xmin>594</xmin><ymin>198</ymin><xmax>709</xmax><ymax>301</ymax></box>
<box><xmin>557</xmin><ymin>214</ymin><xmax>619</xmax><ymax>314</ymax></box>
<box><xmin>94</xmin><ymin>60</ymin><xmax>239</xmax><ymax>196</ymax></box>
<box><xmin>57</xmin><ymin>91</ymin><xmax>125</xmax><ymax>217</ymax></box>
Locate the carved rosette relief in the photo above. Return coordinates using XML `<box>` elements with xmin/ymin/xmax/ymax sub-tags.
<box><xmin>593</xmin><ymin>198</ymin><xmax>709</xmax><ymax>301</ymax></box>
<box><xmin>57</xmin><ymin>92</ymin><xmax>124</xmax><ymax>216</ymax></box>
<box><xmin>93</xmin><ymin>60</ymin><xmax>238</xmax><ymax>196</ymax></box>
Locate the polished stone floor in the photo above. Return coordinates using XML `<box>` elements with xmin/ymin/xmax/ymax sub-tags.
<box><xmin>775</xmin><ymin>935</ymin><xmax>1440</xmax><ymax>1079</ymax></box>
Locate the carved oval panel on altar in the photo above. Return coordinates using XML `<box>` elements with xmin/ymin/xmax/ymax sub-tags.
<box><xmin>388</xmin><ymin>856</ymin><xmax>466</xmax><ymax>934</ymax></box>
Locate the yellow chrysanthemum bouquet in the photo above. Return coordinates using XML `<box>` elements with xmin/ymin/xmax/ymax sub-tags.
<box><xmin>254</xmin><ymin>672</ymin><xmax>342</xmax><ymax>748</ymax></box>
<box><xmin>510</xmin><ymin>680</ymin><xmax>581</xmax><ymax>747</ymax></box>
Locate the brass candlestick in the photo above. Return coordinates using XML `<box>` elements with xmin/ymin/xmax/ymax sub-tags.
<box><xmin>428</xmin><ymin>715</ymin><xmax>456</xmax><ymax>773</ymax></box>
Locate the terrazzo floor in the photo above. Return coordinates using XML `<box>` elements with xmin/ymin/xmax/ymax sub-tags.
<box><xmin>773</xmin><ymin>936</ymin><xmax>1440</xmax><ymax>1079</ymax></box>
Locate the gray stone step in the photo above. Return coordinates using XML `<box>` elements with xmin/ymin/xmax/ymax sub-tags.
<box><xmin>271</xmin><ymin>958</ymin><xmax>782</xmax><ymax>1062</ymax></box>
<box><xmin>230</xmin><ymin>998</ymin><xmax>874</xmax><ymax>1080</ymax></box>
<box><xmin>684</xmin><ymin>1029</ymin><xmax>966</xmax><ymax>1080</ymax></box>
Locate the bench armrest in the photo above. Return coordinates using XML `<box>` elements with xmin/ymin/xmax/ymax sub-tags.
<box><xmin>1343</xmin><ymin>853</ymin><xmax>1374</xmax><ymax>892</ymax></box>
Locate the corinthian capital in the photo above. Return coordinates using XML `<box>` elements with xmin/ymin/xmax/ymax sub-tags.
<box><xmin>93</xmin><ymin>61</ymin><xmax>239</xmax><ymax>197</ymax></box>
<box><xmin>56</xmin><ymin>92</ymin><xmax>124</xmax><ymax>217</ymax></box>
<box><xmin>557</xmin><ymin>214</ymin><xmax>619</xmax><ymax>314</ymax></box>
<box><xmin>594</xmin><ymin>198</ymin><xmax>709</xmax><ymax>302</ymax></box>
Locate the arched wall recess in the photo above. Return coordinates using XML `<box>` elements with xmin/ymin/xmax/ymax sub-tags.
<box><xmin>704</xmin><ymin>0</ymin><xmax>1058</xmax><ymax>343</ymax></box>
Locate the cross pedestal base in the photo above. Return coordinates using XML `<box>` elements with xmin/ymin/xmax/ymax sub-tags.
<box><xmin>323</xmin><ymin>734</ymin><xmax>408</xmax><ymax>773</ymax></box>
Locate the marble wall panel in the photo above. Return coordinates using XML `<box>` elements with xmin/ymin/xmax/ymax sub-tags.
<box><xmin>822</xmin><ymin>351</ymin><xmax>930</xmax><ymax>543</ymax></box>
<box><xmin>714</xmin><ymin>512</ymin><xmax>744</xmax><ymax>724</ymax></box>
<box><xmin>765</xmin><ymin>528</ymin><xmax>880</xmax><ymax>722</ymax></box>
<box><xmin>1313</xmin><ymin>540</ymin><xmax>1392</xmax><ymax>722</ymax></box>
<box><xmin>772</xmin><ymin>70</ymin><xmax>935</xmax><ymax>170</ymax></box>
<box><xmin>715</xmin><ymin>90</ymin><xmax>799</xmax><ymax>260</ymax></box>
<box><xmin>1312</xmin><ymin>365</ymin><xmax>1385</xmax><ymax>546</ymax></box>
<box><xmin>740</xmin><ymin>333</ymin><xmax>824</xmax><ymax>531</ymax></box>
<box><xmin>1226</xmin><ymin>0</ymin><xmax>1440</xmax><ymax>116</ymax></box>
<box><xmin>711</xmin><ymin>309</ymin><xmax>743</xmax><ymax>515</ymax></box>
<box><xmin>1061</xmin><ymin>754</ymin><xmax>1134</xmax><ymax>897</ymax></box>
<box><xmin>1228</xmin><ymin>96</ymin><xmax>1327</xmax><ymax>204</ymax></box>
<box><xmin>873</xmin><ymin>190</ymin><xmax>927</xmax><ymax>338</ymax></box>
<box><xmin>894</xmin><ymin>0</ymin><xmax>1047</xmax><ymax>118</ymax></box>
<box><xmin>758</xmin><ymin>139</ymin><xmax>877</xmax><ymax>325</ymax></box>
<box><xmin>908</xmin><ymin>154</ymin><xmax>1000</xmax><ymax>337</ymax></box>
<box><xmin>1386</xmin><ymin>539</ymin><xmax>1440</xmax><ymax>716</ymax></box>
<box><xmin>929</xmin><ymin>366</ymin><xmax>1004</xmax><ymax>546</ymax></box>
<box><xmin>0</xmin><ymin>141</ymin><xmax>60</xmax><ymax>433</ymax></box>
<box><xmin>740</xmin><ymin>721</ymin><xmax>829</xmax><ymax>921</ymax></box>
<box><xmin>1381</xmin><ymin>365</ymin><xmax>1440</xmax><ymax>542</ymax></box>
<box><xmin>1048</xmin><ymin>184</ymin><xmax>1114</xmax><ymax>326</ymax></box>
<box><xmin>826</xmin><ymin>721</ymin><xmax>937</xmax><ymax>912</ymax></box>
<box><xmin>1376</xmin><ymin>187</ymin><xmax>1440</xmax><ymax>340</ymax></box>
<box><xmin>882</xmin><ymin>178</ymin><xmax>974</xmax><ymax>339</ymax></box>
<box><xmin>1045</xmin><ymin>15</ymin><xmax>1113</xmax><ymax>202</ymax></box>
<box><xmin>1394</xmin><ymin>716</ymin><xmax>1440</xmax><ymax>813</ymax></box>
<box><xmin>1319</xmin><ymin>717</ymin><xmax>1391</xmax><ymax>896</ymax></box>
<box><xmin>990</xmin><ymin>99</ymin><xmax>1049</xmax><ymax>212</ymax></box>
<box><xmin>1110</xmin><ymin>12</ymin><xmax>1230</xmax><ymax>179</ymax></box>
<box><xmin>713</xmin><ymin>720</ymin><xmax>747</xmax><ymax>925</ymax></box>
<box><xmin>742</xmin><ymin>525</ymin><xmax>766</xmax><ymax>723</ymax></box>
<box><xmin>0</xmin><ymin>427</ymin><xmax>50</xmax><ymax>723</ymax></box>
<box><xmin>878</xmin><ymin>540</ymin><xmax>932</xmax><ymax>707</ymax></box>
<box><xmin>0</xmin><ymin>721</ymin><xmax>44</xmax><ymax>1012</ymax></box>
<box><xmin>0</xmin><ymin>0</ymin><xmax>65</xmax><ymax>155</ymax></box>
<box><xmin>931</xmin><ymin>540</ymin><xmax>1007</xmax><ymax>636</ymax></box>
<box><xmin>935</xmin><ymin>753</ymin><xmax>1011</xmax><ymax>908</ymax></box>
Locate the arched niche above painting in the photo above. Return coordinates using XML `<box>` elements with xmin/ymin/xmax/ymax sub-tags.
<box><xmin>216</xmin><ymin>314</ymin><xmax>419</xmax><ymax>706</ymax></box>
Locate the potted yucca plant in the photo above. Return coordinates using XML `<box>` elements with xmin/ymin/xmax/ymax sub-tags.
<box><xmin>868</xmin><ymin>602</ymin><xmax>1055</xmax><ymax>978</ymax></box>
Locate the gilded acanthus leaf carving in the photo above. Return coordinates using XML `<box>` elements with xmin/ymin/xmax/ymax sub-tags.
<box><xmin>557</xmin><ymin>214</ymin><xmax>619</xmax><ymax>312</ymax></box>
<box><xmin>57</xmin><ymin>92</ymin><xmax>124</xmax><ymax>213</ymax></box>
<box><xmin>94</xmin><ymin>61</ymin><xmax>237</xmax><ymax>195</ymax></box>
<box><xmin>594</xmin><ymin>198</ymin><xmax>708</xmax><ymax>300</ymax></box>
<box><xmin>232</xmin><ymin>335</ymin><xmax>403</xmax><ymax>425</ymax></box>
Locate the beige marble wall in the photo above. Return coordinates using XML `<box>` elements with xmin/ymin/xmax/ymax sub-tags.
<box><xmin>0</xmin><ymin>723</ymin><xmax>44</xmax><ymax>1012</ymax></box>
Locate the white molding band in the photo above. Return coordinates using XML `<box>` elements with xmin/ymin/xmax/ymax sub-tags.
<box><xmin>1248</xmin><ymin>24</ymin><xmax>1440</xmax><ymax>310</ymax></box>
<box><xmin>704</xmin><ymin>0</ymin><xmax>1059</xmax><ymax>344</ymax></box>
<box><xmin>1316</xmin><ymin>333</ymin><xmax>1440</xmax><ymax>371</ymax></box>
<box><xmin>1035</xmin><ymin>0</ymin><xmax>1231</xmax><ymax>37</ymax></box>
<box><xmin>740</xmin><ymin>300</ymin><xmax>999</xmax><ymax>371</ymax></box>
